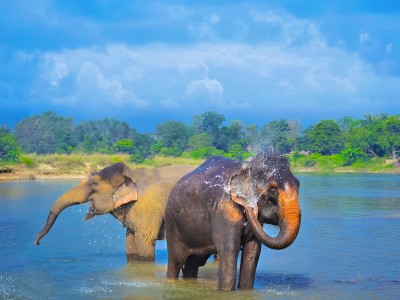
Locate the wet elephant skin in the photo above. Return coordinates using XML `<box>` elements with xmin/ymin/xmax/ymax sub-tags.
<box><xmin>165</xmin><ymin>153</ymin><xmax>301</xmax><ymax>290</ymax></box>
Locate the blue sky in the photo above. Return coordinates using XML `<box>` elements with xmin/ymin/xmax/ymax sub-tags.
<box><xmin>1</xmin><ymin>0</ymin><xmax>400</xmax><ymax>132</ymax></box>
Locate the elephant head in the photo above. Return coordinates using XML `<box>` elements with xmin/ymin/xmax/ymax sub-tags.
<box><xmin>34</xmin><ymin>163</ymin><xmax>137</xmax><ymax>245</ymax></box>
<box><xmin>229</xmin><ymin>153</ymin><xmax>301</xmax><ymax>250</ymax></box>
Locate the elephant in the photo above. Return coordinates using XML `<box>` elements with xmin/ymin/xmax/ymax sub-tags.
<box><xmin>165</xmin><ymin>153</ymin><xmax>301</xmax><ymax>290</ymax></box>
<box><xmin>35</xmin><ymin>162</ymin><xmax>195</xmax><ymax>261</ymax></box>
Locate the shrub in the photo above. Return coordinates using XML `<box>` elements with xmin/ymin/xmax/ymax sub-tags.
<box><xmin>130</xmin><ymin>151</ymin><xmax>145</xmax><ymax>164</ymax></box>
<box><xmin>0</xmin><ymin>132</ymin><xmax>21</xmax><ymax>161</ymax></box>
<box><xmin>114</xmin><ymin>139</ymin><xmax>134</xmax><ymax>153</ymax></box>
<box><xmin>160</xmin><ymin>146</ymin><xmax>183</xmax><ymax>157</ymax></box>
<box><xmin>189</xmin><ymin>147</ymin><xmax>225</xmax><ymax>159</ymax></box>
<box><xmin>340</xmin><ymin>148</ymin><xmax>367</xmax><ymax>166</ymax></box>
<box><xmin>19</xmin><ymin>155</ymin><xmax>35</xmax><ymax>167</ymax></box>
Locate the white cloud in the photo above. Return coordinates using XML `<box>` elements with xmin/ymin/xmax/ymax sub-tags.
<box><xmin>39</xmin><ymin>53</ymin><xmax>69</xmax><ymax>87</ymax></box>
<box><xmin>36</xmin><ymin>49</ymin><xmax>149</xmax><ymax>109</ymax></box>
<box><xmin>251</xmin><ymin>10</ymin><xmax>326</xmax><ymax>47</ymax></box>
<box><xmin>359</xmin><ymin>33</ymin><xmax>369</xmax><ymax>44</ymax></box>
<box><xmin>28</xmin><ymin>32</ymin><xmax>398</xmax><ymax>121</ymax></box>
<box><xmin>186</xmin><ymin>78</ymin><xmax>224</xmax><ymax>101</ymax></box>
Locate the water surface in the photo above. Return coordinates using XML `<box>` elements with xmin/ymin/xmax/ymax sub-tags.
<box><xmin>1</xmin><ymin>174</ymin><xmax>399</xmax><ymax>299</ymax></box>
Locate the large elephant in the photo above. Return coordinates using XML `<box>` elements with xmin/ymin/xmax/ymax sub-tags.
<box><xmin>165</xmin><ymin>153</ymin><xmax>301</xmax><ymax>290</ymax></box>
<box><xmin>35</xmin><ymin>162</ymin><xmax>195</xmax><ymax>261</ymax></box>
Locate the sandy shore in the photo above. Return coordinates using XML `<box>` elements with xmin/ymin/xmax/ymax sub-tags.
<box><xmin>1</xmin><ymin>162</ymin><xmax>399</xmax><ymax>183</ymax></box>
<box><xmin>0</xmin><ymin>165</ymin><xmax>87</xmax><ymax>182</ymax></box>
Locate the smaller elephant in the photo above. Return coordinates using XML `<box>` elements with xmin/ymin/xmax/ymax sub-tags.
<box><xmin>35</xmin><ymin>163</ymin><xmax>195</xmax><ymax>261</ymax></box>
<box><xmin>165</xmin><ymin>153</ymin><xmax>301</xmax><ymax>290</ymax></box>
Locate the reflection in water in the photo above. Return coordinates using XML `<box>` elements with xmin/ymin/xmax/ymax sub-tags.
<box><xmin>0</xmin><ymin>174</ymin><xmax>399</xmax><ymax>299</ymax></box>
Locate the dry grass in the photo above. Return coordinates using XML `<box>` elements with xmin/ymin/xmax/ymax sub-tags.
<box><xmin>5</xmin><ymin>153</ymin><xmax>203</xmax><ymax>180</ymax></box>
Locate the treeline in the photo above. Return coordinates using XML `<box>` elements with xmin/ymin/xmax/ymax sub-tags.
<box><xmin>1</xmin><ymin>111</ymin><xmax>400</xmax><ymax>165</ymax></box>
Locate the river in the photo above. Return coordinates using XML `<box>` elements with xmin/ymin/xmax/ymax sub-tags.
<box><xmin>1</xmin><ymin>173</ymin><xmax>399</xmax><ymax>299</ymax></box>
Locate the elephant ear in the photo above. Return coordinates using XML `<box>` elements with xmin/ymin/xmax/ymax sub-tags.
<box><xmin>229</xmin><ymin>159</ymin><xmax>258</xmax><ymax>209</ymax></box>
<box><xmin>112</xmin><ymin>166</ymin><xmax>138</xmax><ymax>209</ymax></box>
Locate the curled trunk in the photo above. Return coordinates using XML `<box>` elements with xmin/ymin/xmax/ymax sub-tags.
<box><xmin>34</xmin><ymin>179</ymin><xmax>91</xmax><ymax>245</ymax></box>
<box><xmin>245</xmin><ymin>185</ymin><xmax>301</xmax><ymax>250</ymax></box>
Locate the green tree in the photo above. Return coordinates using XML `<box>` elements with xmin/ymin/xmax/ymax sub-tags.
<box><xmin>160</xmin><ymin>145</ymin><xmax>183</xmax><ymax>157</ymax></box>
<box><xmin>14</xmin><ymin>111</ymin><xmax>75</xmax><ymax>154</ymax></box>
<box><xmin>340</xmin><ymin>147</ymin><xmax>366</xmax><ymax>166</ymax></box>
<box><xmin>114</xmin><ymin>139</ymin><xmax>134</xmax><ymax>153</ymax></box>
<box><xmin>215</xmin><ymin>120</ymin><xmax>246</xmax><ymax>151</ymax></box>
<box><xmin>244</xmin><ymin>124</ymin><xmax>259</xmax><ymax>150</ymax></box>
<box><xmin>306</xmin><ymin>119</ymin><xmax>343</xmax><ymax>155</ymax></box>
<box><xmin>359</xmin><ymin>114</ymin><xmax>388</xmax><ymax>157</ymax></box>
<box><xmin>74</xmin><ymin>119</ymin><xmax>137</xmax><ymax>153</ymax></box>
<box><xmin>189</xmin><ymin>147</ymin><xmax>225</xmax><ymax>159</ymax></box>
<box><xmin>150</xmin><ymin>140</ymin><xmax>164</xmax><ymax>155</ymax></box>
<box><xmin>261</xmin><ymin>120</ymin><xmax>293</xmax><ymax>153</ymax></box>
<box><xmin>156</xmin><ymin>120</ymin><xmax>190</xmax><ymax>155</ymax></box>
<box><xmin>0</xmin><ymin>127</ymin><xmax>21</xmax><ymax>161</ymax></box>
<box><xmin>192</xmin><ymin>111</ymin><xmax>225</xmax><ymax>146</ymax></box>
<box><xmin>132</xmin><ymin>134</ymin><xmax>156</xmax><ymax>159</ymax></box>
<box><xmin>187</xmin><ymin>133</ymin><xmax>213</xmax><ymax>151</ymax></box>
<box><xmin>375</xmin><ymin>115</ymin><xmax>400</xmax><ymax>164</ymax></box>
<box><xmin>228</xmin><ymin>143</ymin><xmax>249</xmax><ymax>160</ymax></box>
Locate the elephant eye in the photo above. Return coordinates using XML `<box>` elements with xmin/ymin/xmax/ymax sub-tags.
<box><xmin>267</xmin><ymin>187</ymin><xmax>279</xmax><ymax>202</ymax></box>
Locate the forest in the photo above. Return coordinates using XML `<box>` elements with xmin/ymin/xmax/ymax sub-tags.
<box><xmin>1</xmin><ymin>111</ymin><xmax>400</xmax><ymax>170</ymax></box>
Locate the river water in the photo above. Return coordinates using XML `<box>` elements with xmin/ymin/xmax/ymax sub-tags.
<box><xmin>1</xmin><ymin>174</ymin><xmax>399</xmax><ymax>299</ymax></box>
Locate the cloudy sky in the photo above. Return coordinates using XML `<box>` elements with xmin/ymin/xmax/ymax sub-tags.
<box><xmin>1</xmin><ymin>0</ymin><xmax>399</xmax><ymax>132</ymax></box>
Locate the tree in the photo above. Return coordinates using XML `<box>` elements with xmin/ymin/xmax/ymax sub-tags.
<box><xmin>244</xmin><ymin>124</ymin><xmax>259</xmax><ymax>151</ymax></box>
<box><xmin>132</xmin><ymin>133</ymin><xmax>156</xmax><ymax>159</ymax></box>
<box><xmin>375</xmin><ymin>115</ymin><xmax>400</xmax><ymax>165</ymax></box>
<box><xmin>215</xmin><ymin>120</ymin><xmax>246</xmax><ymax>151</ymax></box>
<box><xmin>228</xmin><ymin>143</ymin><xmax>249</xmax><ymax>160</ymax></box>
<box><xmin>192</xmin><ymin>111</ymin><xmax>225</xmax><ymax>146</ymax></box>
<box><xmin>187</xmin><ymin>133</ymin><xmax>213</xmax><ymax>151</ymax></box>
<box><xmin>0</xmin><ymin>126</ymin><xmax>21</xmax><ymax>161</ymax></box>
<box><xmin>287</xmin><ymin>120</ymin><xmax>302</xmax><ymax>151</ymax></box>
<box><xmin>156</xmin><ymin>120</ymin><xmax>190</xmax><ymax>155</ymax></box>
<box><xmin>74</xmin><ymin>119</ymin><xmax>137</xmax><ymax>153</ymax></box>
<box><xmin>14</xmin><ymin>111</ymin><xmax>75</xmax><ymax>154</ymax></box>
<box><xmin>114</xmin><ymin>139</ymin><xmax>134</xmax><ymax>153</ymax></box>
<box><xmin>306</xmin><ymin>120</ymin><xmax>343</xmax><ymax>155</ymax></box>
<box><xmin>261</xmin><ymin>120</ymin><xmax>292</xmax><ymax>153</ymax></box>
<box><xmin>340</xmin><ymin>147</ymin><xmax>366</xmax><ymax>166</ymax></box>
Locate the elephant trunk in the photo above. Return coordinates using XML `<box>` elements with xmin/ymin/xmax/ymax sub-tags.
<box><xmin>245</xmin><ymin>184</ymin><xmax>301</xmax><ymax>250</ymax></box>
<box><xmin>34</xmin><ymin>179</ymin><xmax>92</xmax><ymax>245</ymax></box>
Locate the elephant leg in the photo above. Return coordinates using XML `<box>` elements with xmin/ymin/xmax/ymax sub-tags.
<box><xmin>182</xmin><ymin>255</ymin><xmax>209</xmax><ymax>278</ymax></box>
<box><xmin>167</xmin><ymin>246</ymin><xmax>191</xmax><ymax>278</ymax></box>
<box><xmin>166</xmin><ymin>225</ymin><xmax>191</xmax><ymax>278</ymax></box>
<box><xmin>217</xmin><ymin>241</ymin><xmax>241</xmax><ymax>290</ymax></box>
<box><xmin>126</xmin><ymin>229</ymin><xmax>155</xmax><ymax>261</ymax></box>
<box><xmin>237</xmin><ymin>238</ymin><xmax>261</xmax><ymax>289</ymax></box>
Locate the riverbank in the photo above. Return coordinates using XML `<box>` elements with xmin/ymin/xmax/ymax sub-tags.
<box><xmin>0</xmin><ymin>154</ymin><xmax>201</xmax><ymax>182</ymax></box>
<box><xmin>1</xmin><ymin>153</ymin><xmax>399</xmax><ymax>182</ymax></box>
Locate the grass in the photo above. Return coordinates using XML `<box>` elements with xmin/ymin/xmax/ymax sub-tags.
<box><xmin>1</xmin><ymin>152</ymin><xmax>398</xmax><ymax>178</ymax></box>
<box><xmin>15</xmin><ymin>153</ymin><xmax>202</xmax><ymax>174</ymax></box>
<box><xmin>290</xmin><ymin>153</ymin><xmax>398</xmax><ymax>173</ymax></box>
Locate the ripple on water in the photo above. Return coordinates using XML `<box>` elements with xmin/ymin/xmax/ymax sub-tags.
<box><xmin>0</xmin><ymin>272</ymin><xmax>56</xmax><ymax>300</ymax></box>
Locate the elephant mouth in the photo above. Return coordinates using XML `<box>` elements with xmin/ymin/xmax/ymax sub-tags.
<box><xmin>84</xmin><ymin>203</ymin><xmax>107</xmax><ymax>221</ymax></box>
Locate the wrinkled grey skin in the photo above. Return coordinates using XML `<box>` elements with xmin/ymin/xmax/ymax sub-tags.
<box><xmin>35</xmin><ymin>163</ymin><xmax>195</xmax><ymax>261</ymax></box>
<box><xmin>165</xmin><ymin>154</ymin><xmax>301</xmax><ymax>290</ymax></box>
